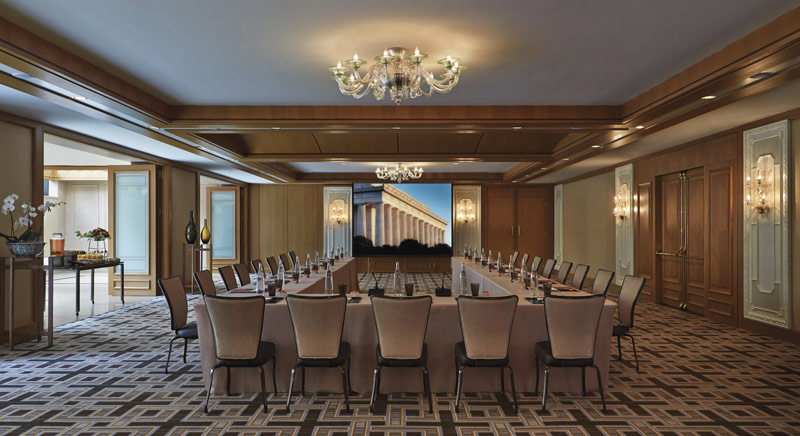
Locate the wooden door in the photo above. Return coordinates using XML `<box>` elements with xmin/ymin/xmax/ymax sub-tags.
<box><xmin>483</xmin><ymin>186</ymin><xmax>516</xmax><ymax>257</ymax></box>
<box><xmin>516</xmin><ymin>187</ymin><xmax>548</xmax><ymax>260</ymax></box>
<box><xmin>684</xmin><ymin>168</ymin><xmax>706</xmax><ymax>315</ymax></box>
<box><xmin>657</xmin><ymin>172</ymin><xmax>683</xmax><ymax>309</ymax></box>
<box><xmin>705</xmin><ymin>162</ymin><xmax>737</xmax><ymax>324</ymax></box>
<box><xmin>108</xmin><ymin>165</ymin><xmax>157</xmax><ymax>295</ymax></box>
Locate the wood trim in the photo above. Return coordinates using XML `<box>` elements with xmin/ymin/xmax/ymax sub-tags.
<box><xmin>245</xmin><ymin>153</ymin><xmax>553</xmax><ymax>163</ymax></box>
<box><xmin>296</xmin><ymin>172</ymin><xmax>505</xmax><ymax>183</ymax></box>
<box><xmin>206</xmin><ymin>186</ymin><xmax>241</xmax><ymax>268</ymax></box>
<box><xmin>32</xmin><ymin>126</ymin><xmax>44</xmax><ymax>337</ymax></box>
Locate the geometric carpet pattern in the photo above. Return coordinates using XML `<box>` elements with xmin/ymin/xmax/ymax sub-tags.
<box><xmin>1</xmin><ymin>274</ymin><xmax>799</xmax><ymax>435</ymax></box>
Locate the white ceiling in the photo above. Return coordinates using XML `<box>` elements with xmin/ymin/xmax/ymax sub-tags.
<box><xmin>537</xmin><ymin>78</ymin><xmax>800</xmax><ymax>184</ymax></box>
<box><xmin>291</xmin><ymin>161</ymin><xmax>518</xmax><ymax>173</ymax></box>
<box><xmin>44</xmin><ymin>138</ymin><xmax>132</xmax><ymax>166</ymax></box>
<box><xmin>0</xmin><ymin>0</ymin><xmax>795</xmax><ymax>105</ymax></box>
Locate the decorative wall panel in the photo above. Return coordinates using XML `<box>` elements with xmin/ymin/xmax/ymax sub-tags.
<box><xmin>324</xmin><ymin>186</ymin><xmax>352</xmax><ymax>257</ymax></box>
<box><xmin>743</xmin><ymin>120</ymin><xmax>791</xmax><ymax>329</ymax></box>
<box><xmin>453</xmin><ymin>186</ymin><xmax>481</xmax><ymax>255</ymax></box>
<box><xmin>553</xmin><ymin>184</ymin><xmax>563</xmax><ymax>267</ymax></box>
<box><xmin>615</xmin><ymin>164</ymin><xmax>634</xmax><ymax>285</ymax></box>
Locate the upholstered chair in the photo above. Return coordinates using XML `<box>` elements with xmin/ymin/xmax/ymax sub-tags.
<box><xmin>591</xmin><ymin>270</ymin><xmax>615</xmax><ymax>296</ymax></box>
<box><xmin>266</xmin><ymin>256</ymin><xmax>279</xmax><ymax>275</ymax></box>
<box><xmin>233</xmin><ymin>263</ymin><xmax>251</xmax><ymax>286</ymax></box>
<box><xmin>556</xmin><ymin>261</ymin><xmax>573</xmax><ymax>284</ymax></box>
<box><xmin>531</xmin><ymin>256</ymin><xmax>542</xmax><ymax>274</ymax></box>
<box><xmin>614</xmin><ymin>276</ymin><xmax>646</xmax><ymax>372</ymax></box>
<box><xmin>541</xmin><ymin>258</ymin><xmax>555</xmax><ymax>278</ymax></box>
<box><xmin>571</xmin><ymin>264</ymin><xmax>590</xmax><ymax>290</ymax></box>
<box><xmin>203</xmin><ymin>295</ymin><xmax>276</xmax><ymax>414</ymax></box>
<box><xmin>194</xmin><ymin>270</ymin><xmax>218</xmax><ymax>297</ymax></box>
<box><xmin>454</xmin><ymin>295</ymin><xmax>519</xmax><ymax>413</ymax></box>
<box><xmin>251</xmin><ymin>259</ymin><xmax>266</xmax><ymax>275</ymax></box>
<box><xmin>278</xmin><ymin>253</ymin><xmax>293</xmax><ymax>271</ymax></box>
<box><xmin>158</xmin><ymin>276</ymin><xmax>199</xmax><ymax>374</ymax></box>
<box><xmin>218</xmin><ymin>266</ymin><xmax>238</xmax><ymax>291</ymax></box>
<box><xmin>285</xmin><ymin>295</ymin><xmax>351</xmax><ymax>412</ymax></box>
<box><xmin>289</xmin><ymin>251</ymin><xmax>298</xmax><ymax>265</ymax></box>
<box><xmin>536</xmin><ymin>294</ymin><xmax>607</xmax><ymax>412</ymax></box>
<box><xmin>519</xmin><ymin>253</ymin><xmax>530</xmax><ymax>272</ymax></box>
<box><xmin>369</xmin><ymin>295</ymin><xmax>433</xmax><ymax>413</ymax></box>
<box><xmin>509</xmin><ymin>251</ymin><xmax>519</xmax><ymax>270</ymax></box>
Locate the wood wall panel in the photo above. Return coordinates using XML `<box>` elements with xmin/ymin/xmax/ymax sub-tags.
<box><xmin>516</xmin><ymin>187</ymin><xmax>548</xmax><ymax>260</ymax></box>
<box><xmin>686</xmin><ymin>168</ymin><xmax>706</xmax><ymax>315</ymax></box>
<box><xmin>257</xmin><ymin>185</ymin><xmax>288</xmax><ymax>258</ymax></box>
<box><xmin>483</xmin><ymin>186</ymin><xmax>516</xmax><ymax>256</ymax></box>
<box><xmin>287</xmin><ymin>185</ymin><xmax>323</xmax><ymax>260</ymax></box>
<box><xmin>706</xmin><ymin>162</ymin><xmax>737</xmax><ymax>323</ymax></box>
<box><xmin>658</xmin><ymin>173</ymin><xmax>682</xmax><ymax>308</ymax></box>
<box><xmin>634</xmin><ymin>182</ymin><xmax>653</xmax><ymax>299</ymax></box>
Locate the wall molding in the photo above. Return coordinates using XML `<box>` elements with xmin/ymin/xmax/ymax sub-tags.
<box><xmin>553</xmin><ymin>184</ymin><xmax>563</xmax><ymax>267</ymax></box>
<box><xmin>323</xmin><ymin>186</ymin><xmax>352</xmax><ymax>257</ymax></box>
<box><xmin>615</xmin><ymin>164</ymin><xmax>634</xmax><ymax>285</ymax></box>
<box><xmin>743</xmin><ymin>120</ymin><xmax>791</xmax><ymax>329</ymax></box>
<box><xmin>452</xmin><ymin>186</ymin><xmax>481</xmax><ymax>255</ymax></box>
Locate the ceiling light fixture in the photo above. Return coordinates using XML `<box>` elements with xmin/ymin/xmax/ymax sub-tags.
<box><xmin>562</xmin><ymin>158</ymin><xmax>570</xmax><ymax>161</ymax></box>
<box><xmin>329</xmin><ymin>47</ymin><xmax>466</xmax><ymax>104</ymax></box>
<box><xmin>591</xmin><ymin>144</ymin><xmax>601</xmax><ymax>148</ymax></box>
<box><xmin>271</xmin><ymin>127</ymin><xmax>281</xmax><ymax>130</ymax></box>
<box><xmin>375</xmin><ymin>163</ymin><xmax>423</xmax><ymax>183</ymax></box>
<box><xmin>635</xmin><ymin>125</ymin><xmax>644</xmax><ymax>129</ymax></box>
<box><xmin>73</xmin><ymin>96</ymin><xmax>88</xmax><ymax>101</ymax></box>
<box><xmin>701</xmin><ymin>95</ymin><xmax>716</xmax><ymax>100</ymax></box>
<box><xmin>512</xmin><ymin>126</ymin><xmax>523</xmax><ymax>130</ymax></box>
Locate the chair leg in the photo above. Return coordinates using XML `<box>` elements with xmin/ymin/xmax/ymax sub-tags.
<box><xmin>629</xmin><ymin>334</ymin><xmax>640</xmax><ymax>372</ymax></box>
<box><xmin>258</xmin><ymin>365</ymin><xmax>268</xmax><ymax>414</ymax></box>
<box><xmin>541</xmin><ymin>367</ymin><xmax>550</xmax><ymax>411</ymax></box>
<box><xmin>204</xmin><ymin>365</ymin><xmax>219</xmax><ymax>414</ymax></box>
<box><xmin>422</xmin><ymin>366</ymin><xmax>433</xmax><ymax>413</ymax></box>
<box><xmin>506</xmin><ymin>365</ymin><xmax>518</xmax><ymax>413</ymax></box>
<box><xmin>286</xmin><ymin>366</ymin><xmax>296</xmax><ymax>412</ymax></box>
<box><xmin>500</xmin><ymin>366</ymin><xmax>505</xmax><ymax>393</ymax></box>
<box><xmin>369</xmin><ymin>366</ymin><xmax>380</xmax><ymax>413</ymax></box>
<box><xmin>454</xmin><ymin>367</ymin><xmax>464</xmax><ymax>413</ymax></box>
<box><xmin>340</xmin><ymin>365</ymin><xmax>350</xmax><ymax>412</ymax></box>
<box><xmin>271</xmin><ymin>358</ymin><xmax>278</xmax><ymax>394</ymax></box>
<box><xmin>183</xmin><ymin>338</ymin><xmax>189</xmax><ymax>363</ymax></box>
<box><xmin>453</xmin><ymin>356</ymin><xmax>459</xmax><ymax>393</ymax></box>
<box><xmin>300</xmin><ymin>366</ymin><xmax>306</xmax><ymax>396</ymax></box>
<box><xmin>226</xmin><ymin>367</ymin><xmax>232</xmax><ymax>396</ymax></box>
<box><xmin>616</xmin><ymin>335</ymin><xmax>622</xmax><ymax>360</ymax></box>
<box><xmin>591</xmin><ymin>364</ymin><xmax>607</xmax><ymax>412</ymax></box>
<box><xmin>347</xmin><ymin>358</ymin><xmax>353</xmax><ymax>395</ymax></box>
<box><xmin>165</xmin><ymin>336</ymin><xmax>178</xmax><ymax>374</ymax></box>
<box><xmin>581</xmin><ymin>367</ymin><xmax>586</xmax><ymax>396</ymax></box>
<box><xmin>534</xmin><ymin>357</ymin><xmax>540</xmax><ymax>393</ymax></box>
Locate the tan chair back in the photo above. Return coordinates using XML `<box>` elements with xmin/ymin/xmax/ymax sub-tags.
<box><xmin>591</xmin><ymin>269</ymin><xmax>615</xmax><ymax>295</ymax></box>
<box><xmin>266</xmin><ymin>256</ymin><xmax>278</xmax><ymax>275</ymax></box>
<box><xmin>509</xmin><ymin>251</ymin><xmax>519</xmax><ymax>269</ymax></box>
<box><xmin>544</xmin><ymin>295</ymin><xmax>605</xmax><ymax>360</ymax></box>
<box><xmin>204</xmin><ymin>295</ymin><xmax>265</xmax><ymax>360</ymax></box>
<box><xmin>531</xmin><ymin>256</ymin><xmax>542</xmax><ymax>273</ymax></box>
<box><xmin>618</xmin><ymin>276</ymin><xmax>646</xmax><ymax>327</ymax></box>
<box><xmin>219</xmin><ymin>266</ymin><xmax>238</xmax><ymax>291</ymax></box>
<box><xmin>279</xmin><ymin>253</ymin><xmax>292</xmax><ymax>271</ymax></box>
<box><xmin>457</xmin><ymin>295</ymin><xmax>518</xmax><ymax>359</ymax></box>
<box><xmin>541</xmin><ymin>258</ymin><xmax>555</xmax><ymax>278</ymax></box>
<box><xmin>289</xmin><ymin>251</ymin><xmax>298</xmax><ymax>264</ymax></box>
<box><xmin>371</xmin><ymin>296</ymin><xmax>432</xmax><ymax>359</ymax></box>
<box><xmin>571</xmin><ymin>264</ymin><xmax>590</xmax><ymax>289</ymax></box>
<box><xmin>159</xmin><ymin>276</ymin><xmax>188</xmax><ymax>330</ymax></box>
<box><xmin>194</xmin><ymin>270</ymin><xmax>217</xmax><ymax>297</ymax></box>
<box><xmin>520</xmin><ymin>253</ymin><xmax>530</xmax><ymax>271</ymax></box>
<box><xmin>556</xmin><ymin>261</ymin><xmax>573</xmax><ymax>284</ymax></box>
<box><xmin>286</xmin><ymin>295</ymin><xmax>346</xmax><ymax>359</ymax></box>
<box><xmin>234</xmin><ymin>263</ymin><xmax>251</xmax><ymax>286</ymax></box>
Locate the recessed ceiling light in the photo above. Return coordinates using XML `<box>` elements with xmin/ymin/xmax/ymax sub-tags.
<box><xmin>271</xmin><ymin>127</ymin><xmax>281</xmax><ymax>130</ymax></box>
<box><xmin>512</xmin><ymin>180</ymin><xmax>517</xmax><ymax>183</ymax></box>
<box><xmin>512</xmin><ymin>126</ymin><xmax>522</xmax><ymax>130</ymax></box>
<box><xmin>148</xmin><ymin>126</ymin><xmax>160</xmax><ymax>130</ymax></box>
<box><xmin>701</xmin><ymin>95</ymin><xmax>716</xmax><ymax>100</ymax></box>
<box><xmin>591</xmin><ymin>144</ymin><xmax>601</xmax><ymax>148</ymax></box>
<box><xmin>392</xmin><ymin>127</ymin><xmax>401</xmax><ymax>130</ymax></box>
<box><xmin>73</xmin><ymin>96</ymin><xmax>88</xmax><ymax>101</ymax></box>
<box><xmin>749</xmin><ymin>72</ymin><xmax>773</xmax><ymax>80</ymax></box>
<box><xmin>541</xmin><ymin>167</ymin><xmax>547</xmax><ymax>170</ymax></box>
<box><xmin>453</xmin><ymin>162</ymin><xmax>459</xmax><ymax>165</ymax></box>
<box><xmin>635</xmin><ymin>125</ymin><xmax>644</xmax><ymax>129</ymax></box>
<box><xmin>562</xmin><ymin>158</ymin><xmax>570</xmax><ymax>161</ymax></box>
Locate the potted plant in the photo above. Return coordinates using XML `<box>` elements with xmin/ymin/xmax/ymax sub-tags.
<box><xmin>75</xmin><ymin>227</ymin><xmax>111</xmax><ymax>258</ymax></box>
<box><xmin>0</xmin><ymin>194</ymin><xmax>64</xmax><ymax>257</ymax></box>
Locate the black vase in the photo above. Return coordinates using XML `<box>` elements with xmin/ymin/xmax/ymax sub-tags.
<box><xmin>185</xmin><ymin>211</ymin><xmax>198</xmax><ymax>244</ymax></box>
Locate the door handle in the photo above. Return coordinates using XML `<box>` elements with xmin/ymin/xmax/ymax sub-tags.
<box><xmin>517</xmin><ymin>225</ymin><xmax>521</xmax><ymax>237</ymax></box>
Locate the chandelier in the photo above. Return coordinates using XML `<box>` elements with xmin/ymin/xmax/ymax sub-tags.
<box><xmin>329</xmin><ymin>47</ymin><xmax>466</xmax><ymax>104</ymax></box>
<box><xmin>375</xmin><ymin>163</ymin><xmax>423</xmax><ymax>183</ymax></box>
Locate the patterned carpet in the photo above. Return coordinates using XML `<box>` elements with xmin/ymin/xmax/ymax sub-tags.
<box><xmin>1</xmin><ymin>273</ymin><xmax>799</xmax><ymax>435</ymax></box>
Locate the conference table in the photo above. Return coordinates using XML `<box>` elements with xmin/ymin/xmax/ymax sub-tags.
<box><xmin>194</xmin><ymin>257</ymin><xmax>617</xmax><ymax>396</ymax></box>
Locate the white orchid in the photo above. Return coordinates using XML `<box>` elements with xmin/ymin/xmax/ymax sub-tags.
<box><xmin>1</xmin><ymin>203</ymin><xmax>14</xmax><ymax>215</ymax></box>
<box><xmin>0</xmin><ymin>193</ymin><xmax>64</xmax><ymax>243</ymax></box>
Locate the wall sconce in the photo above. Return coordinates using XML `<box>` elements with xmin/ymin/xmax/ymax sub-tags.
<box><xmin>329</xmin><ymin>199</ymin><xmax>347</xmax><ymax>225</ymax></box>
<box><xmin>612</xmin><ymin>184</ymin><xmax>630</xmax><ymax>221</ymax></box>
<box><xmin>456</xmin><ymin>198</ymin><xmax>476</xmax><ymax>225</ymax></box>
<box><xmin>745</xmin><ymin>167</ymin><xmax>772</xmax><ymax>215</ymax></box>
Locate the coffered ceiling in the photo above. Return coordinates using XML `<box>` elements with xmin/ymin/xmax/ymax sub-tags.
<box><xmin>0</xmin><ymin>1</ymin><xmax>799</xmax><ymax>183</ymax></box>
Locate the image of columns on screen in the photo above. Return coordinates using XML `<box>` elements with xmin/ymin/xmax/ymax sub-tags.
<box><xmin>352</xmin><ymin>183</ymin><xmax>452</xmax><ymax>256</ymax></box>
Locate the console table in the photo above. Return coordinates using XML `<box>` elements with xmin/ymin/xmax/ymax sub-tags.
<box><xmin>53</xmin><ymin>260</ymin><xmax>125</xmax><ymax>317</ymax></box>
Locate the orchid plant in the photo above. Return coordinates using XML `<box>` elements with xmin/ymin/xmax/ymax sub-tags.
<box><xmin>0</xmin><ymin>193</ymin><xmax>64</xmax><ymax>243</ymax></box>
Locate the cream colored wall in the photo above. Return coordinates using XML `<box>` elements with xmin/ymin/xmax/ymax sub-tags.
<box><xmin>0</xmin><ymin>120</ymin><xmax>37</xmax><ymax>330</ymax></box>
<box><xmin>561</xmin><ymin>170</ymin><xmax>616</xmax><ymax>275</ymax></box>
<box><xmin>792</xmin><ymin>119</ymin><xmax>799</xmax><ymax>333</ymax></box>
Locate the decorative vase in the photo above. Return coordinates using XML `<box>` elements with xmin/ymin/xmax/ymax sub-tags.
<box><xmin>200</xmin><ymin>219</ymin><xmax>211</xmax><ymax>244</ymax></box>
<box><xmin>6</xmin><ymin>241</ymin><xmax>47</xmax><ymax>258</ymax></box>
<box><xmin>185</xmin><ymin>211</ymin><xmax>198</xmax><ymax>244</ymax></box>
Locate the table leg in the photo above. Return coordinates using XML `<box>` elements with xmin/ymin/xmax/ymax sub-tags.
<box><xmin>47</xmin><ymin>263</ymin><xmax>54</xmax><ymax>348</ymax></box>
<box><xmin>91</xmin><ymin>269</ymin><xmax>95</xmax><ymax>304</ymax></box>
<box><xmin>120</xmin><ymin>263</ymin><xmax>125</xmax><ymax>304</ymax></box>
<box><xmin>9</xmin><ymin>258</ymin><xmax>15</xmax><ymax>351</ymax></box>
<box><xmin>75</xmin><ymin>269</ymin><xmax>81</xmax><ymax>317</ymax></box>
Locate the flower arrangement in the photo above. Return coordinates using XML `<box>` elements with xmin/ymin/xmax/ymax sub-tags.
<box><xmin>0</xmin><ymin>193</ymin><xmax>64</xmax><ymax>243</ymax></box>
<box><xmin>75</xmin><ymin>227</ymin><xmax>111</xmax><ymax>241</ymax></box>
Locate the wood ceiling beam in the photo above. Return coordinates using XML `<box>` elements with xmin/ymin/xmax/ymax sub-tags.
<box><xmin>296</xmin><ymin>172</ymin><xmax>504</xmax><ymax>183</ymax></box>
<box><xmin>241</xmin><ymin>153</ymin><xmax>554</xmax><ymax>163</ymax></box>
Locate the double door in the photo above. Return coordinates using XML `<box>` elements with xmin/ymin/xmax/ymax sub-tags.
<box><xmin>483</xmin><ymin>186</ymin><xmax>551</xmax><ymax>262</ymax></box>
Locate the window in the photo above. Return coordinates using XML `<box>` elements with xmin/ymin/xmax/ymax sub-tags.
<box><xmin>208</xmin><ymin>187</ymin><xmax>239</xmax><ymax>261</ymax></box>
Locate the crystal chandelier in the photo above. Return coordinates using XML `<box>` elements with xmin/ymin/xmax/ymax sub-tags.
<box><xmin>375</xmin><ymin>163</ymin><xmax>423</xmax><ymax>183</ymax></box>
<box><xmin>329</xmin><ymin>47</ymin><xmax>466</xmax><ymax>104</ymax></box>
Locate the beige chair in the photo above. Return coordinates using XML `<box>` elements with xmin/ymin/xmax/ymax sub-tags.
<box><xmin>194</xmin><ymin>270</ymin><xmax>217</xmax><ymax>297</ymax></box>
<box><xmin>285</xmin><ymin>295</ymin><xmax>351</xmax><ymax>412</ymax></box>
<box><xmin>289</xmin><ymin>251</ymin><xmax>298</xmax><ymax>265</ymax></box>
<box><xmin>541</xmin><ymin>258</ymin><xmax>555</xmax><ymax>278</ymax></box>
<box><xmin>536</xmin><ymin>294</ymin><xmax>607</xmax><ymax>412</ymax></box>
<box><xmin>203</xmin><ymin>295</ymin><xmax>276</xmax><ymax>414</ymax></box>
<box><xmin>509</xmin><ymin>251</ymin><xmax>519</xmax><ymax>270</ymax></box>
<box><xmin>591</xmin><ymin>270</ymin><xmax>615</xmax><ymax>296</ymax></box>
<box><xmin>614</xmin><ymin>276</ymin><xmax>646</xmax><ymax>372</ymax></box>
<box><xmin>571</xmin><ymin>264</ymin><xmax>590</xmax><ymax>290</ymax></box>
<box><xmin>454</xmin><ymin>295</ymin><xmax>519</xmax><ymax>413</ymax></box>
<box><xmin>158</xmin><ymin>276</ymin><xmax>198</xmax><ymax>374</ymax></box>
<box><xmin>251</xmin><ymin>259</ymin><xmax>266</xmax><ymax>275</ymax></box>
<box><xmin>234</xmin><ymin>263</ymin><xmax>251</xmax><ymax>286</ymax></box>
<box><xmin>278</xmin><ymin>253</ymin><xmax>293</xmax><ymax>271</ymax></box>
<box><xmin>556</xmin><ymin>261</ymin><xmax>573</xmax><ymax>284</ymax></box>
<box><xmin>531</xmin><ymin>256</ymin><xmax>542</xmax><ymax>274</ymax></box>
<box><xmin>266</xmin><ymin>256</ymin><xmax>279</xmax><ymax>275</ymax></box>
<box><xmin>219</xmin><ymin>266</ymin><xmax>238</xmax><ymax>291</ymax></box>
<box><xmin>369</xmin><ymin>295</ymin><xmax>433</xmax><ymax>413</ymax></box>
